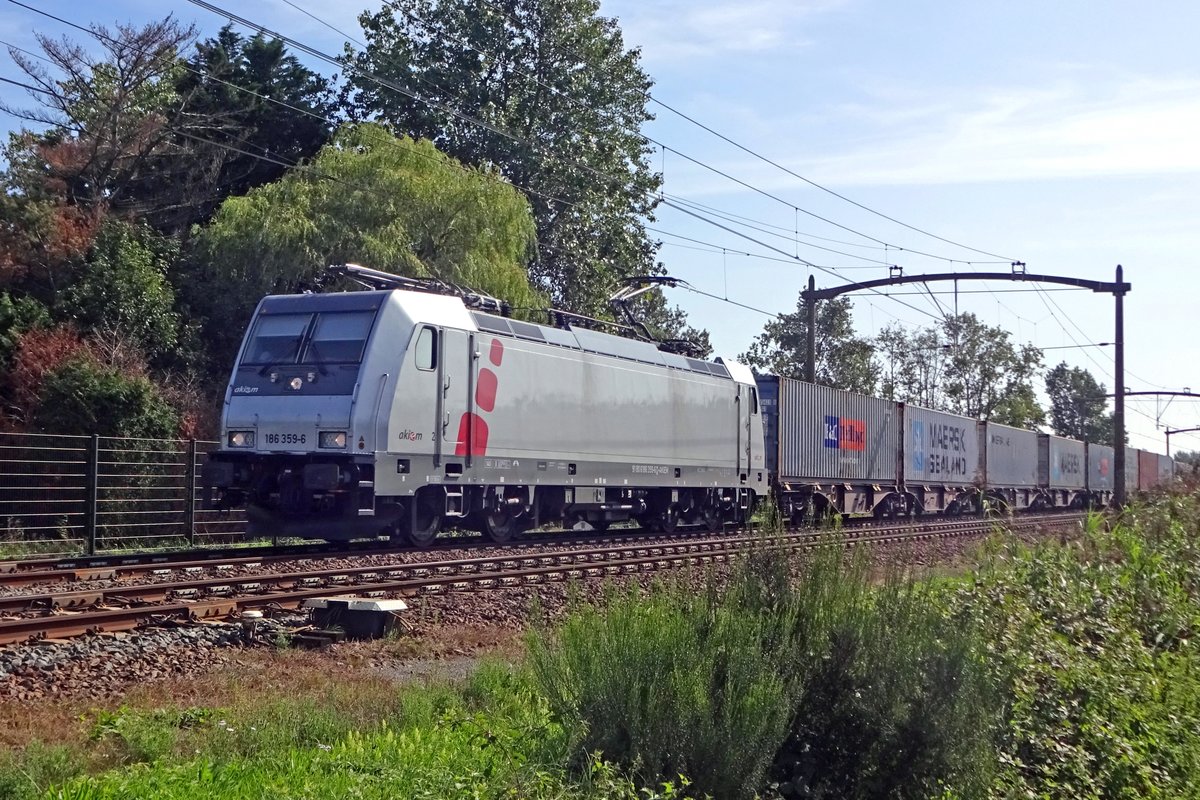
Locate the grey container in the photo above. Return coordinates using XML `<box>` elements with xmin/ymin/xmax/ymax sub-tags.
<box><xmin>1039</xmin><ymin>435</ymin><xmax>1087</xmax><ymax>489</ymax></box>
<box><xmin>902</xmin><ymin>404</ymin><xmax>980</xmax><ymax>486</ymax></box>
<box><xmin>775</xmin><ymin>378</ymin><xmax>899</xmax><ymax>483</ymax></box>
<box><xmin>979</xmin><ymin>422</ymin><xmax>1039</xmax><ymax>487</ymax></box>
<box><xmin>1087</xmin><ymin>442</ymin><xmax>1115</xmax><ymax>491</ymax></box>
<box><xmin>1125</xmin><ymin>446</ymin><xmax>1140</xmax><ymax>491</ymax></box>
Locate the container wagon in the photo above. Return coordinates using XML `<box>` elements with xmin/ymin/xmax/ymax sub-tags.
<box><xmin>1137</xmin><ymin>449</ymin><xmax>1160</xmax><ymax>492</ymax></box>
<box><xmin>1038</xmin><ymin>434</ymin><xmax>1087</xmax><ymax>508</ymax></box>
<box><xmin>902</xmin><ymin>404</ymin><xmax>981</xmax><ymax>514</ymax></box>
<box><xmin>1086</xmin><ymin>442</ymin><xmax>1115</xmax><ymax>506</ymax></box>
<box><xmin>978</xmin><ymin>422</ymin><xmax>1040</xmax><ymax>511</ymax></box>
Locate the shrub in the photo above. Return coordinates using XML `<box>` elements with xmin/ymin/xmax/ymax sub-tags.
<box><xmin>4</xmin><ymin>326</ymin><xmax>93</xmax><ymax>419</ymax></box>
<box><xmin>529</xmin><ymin>542</ymin><xmax>997</xmax><ymax>800</ymax></box>
<box><xmin>952</xmin><ymin>497</ymin><xmax>1200</xmax><ymax>797</ymax></box>
<box><xmin>33</xmin><ymin>357</ymin><xmax>178</xmax><ymax>438</ymax></box>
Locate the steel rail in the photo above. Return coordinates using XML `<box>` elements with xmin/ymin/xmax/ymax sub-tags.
<box><xmin>0</xmin><ymin>511</ymin><xmax>1081</xmax><ymax>588</ymax></box>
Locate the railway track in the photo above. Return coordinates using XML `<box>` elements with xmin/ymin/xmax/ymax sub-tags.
<box><xmin>0</xmin><ymin>513</ymin><xmax>1082</xmax><ymax>646</ymax></box>
<box><xmin>0</xmin><ymin>509</ymin><xmax>1087</xmax><ymax>588</ymax></box>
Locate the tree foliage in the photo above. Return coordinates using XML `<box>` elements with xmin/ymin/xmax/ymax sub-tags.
<box><xmin>1044</xmin><ymin>361</ymin><xmax>1114</xmax><ymax>443</ymax></box>
<box><xmin>189</xmin><ymin>122</ymin><xmax>542</xmax><ymax>365</ymax></box>
<box><xmin>346</xmin><ymin>0</ymin><xmax>698</xmax><ymax>341</ymax></box>
<box><xmin>60</xmin><ymin>219</ymin><xmax>180</xmax><ymax>361</ymax></box>
<box><xmin>740</xmin><ymin>296</ymin><xmax>877</xmax><ymax>395</ymax></box>
<box><xmin>876</xmin><ymin>313</ymin><xmax>1044</xmax><ymax>426</ymax></box>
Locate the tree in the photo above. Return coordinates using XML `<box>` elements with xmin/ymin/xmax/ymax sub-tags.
<box><xmin>1044</xmin><ymin>362</ymin><xmax>1114</xmax><ymax>443</ymax></box>
<box><xmin>132</xmin><ymin>26</ymin><xmax>337</xmax><ymax>233</ymax></box>
<box><xmin>188</xmin><ymin>123</ymin><xmax>542</xmax><ymax>369</ymax></box>
<box><xmin>2</xmin><ymin>19</ymin><xmax>196</xmax><ymax>215</ymax></box>
<box><xmin>740</xmin><ymin>296</ymin><xmax>877</xmax><ymax>395</ymax></box>
<box><xmin>346</xmin><ymin>0</ymin><xmax>694</xmax><ymax>335</ymax></box>
<box><xmin>3</xmin><ymin>21</ymin><xmax>336</xmax><ymax>234</ymax></box>
<box><xmin>875</xmin><ymin>313</ymin><xmax>1044</xmax><ymax>426</ymax></box>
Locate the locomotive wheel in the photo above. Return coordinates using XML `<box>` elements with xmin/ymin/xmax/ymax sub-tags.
<box><xmin>701</xmin><ymin>505</ymin><xmax>721</xmax><ymax>532</ymax></box>
<box><xmin>483</xmin><ymin>509</ymin><xmax>519</xmax><ymax>543</ymax></box>
<box><xmin>659</xmin><ymin>506</ymin><xmax>679</xmax><ymax>534</ymax></box>
<box><xmin>405</xmin><ymin>490</ymin><xmax>442</xmax><ymax>548</ymax></box>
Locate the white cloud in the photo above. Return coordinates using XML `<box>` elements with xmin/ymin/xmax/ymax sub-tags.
<box><xmin>668</xmin><ymin>74</ymin><xmax>1200</xmax><ymax>195</ymax></box>
<box><xmin>604</xmin><ymin>0</ymin><xmax>843</xmax><ymax>64</ymax></box>
<box><xmin>804</xmin><ymin>77</ymin><xmax>1200</xmax><ymax>186</ymax></box>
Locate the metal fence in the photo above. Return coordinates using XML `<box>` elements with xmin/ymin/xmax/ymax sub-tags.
<box><xmin>0</xmin><ymin>432</ymin><xmax>247</xmax><ymax>557</ymax></box>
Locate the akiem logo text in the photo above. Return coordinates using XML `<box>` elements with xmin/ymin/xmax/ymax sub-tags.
<box><xmin>824</xmin><ymin>416</ymin><xmax>866</xmax><ymax>451</ymax></box>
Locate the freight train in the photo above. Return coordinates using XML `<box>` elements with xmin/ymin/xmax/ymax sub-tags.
<box><xmin>201</xmin><ymin>266</ymin><xmax>1174</xmax><ymax>543</ymax></box>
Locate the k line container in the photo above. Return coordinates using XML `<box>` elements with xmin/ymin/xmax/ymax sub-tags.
<box><xmin>1087</xmin><ymin>442</ymin><xmax>1115</xmax><ymax>492</ymax></box>
<box><xmin>1158</xmin><ymin>454</ymin><xmax>1175</xmax><ymax>486</ymax></box>
<box><xmin>979</xmin><ymin>422</ymin><xmax>1039</xmax><ymax>487</ymax></box>
<box><xmin>755</xmin><ymin>376</ymin><xmax>781</xmax><ymax>478</ymax></box>
<box><xmin>773</xmin><ymin>378</ymin><xmax>899</xmax><ymax>483</ymax></box>
<box><xmin>902</xmin><ymin>404</ymin><xmax>980</xmax><ymax>486</ymax></box>
<box><xmin>1039</xmin><ymin>435</ymin><xmax>1087</xmax><ymax>490</ymax></box>
<box><xmin>1138</xmin><ymin>449</ymin><xmax>1159</xmax><ymax>491</ymax></box>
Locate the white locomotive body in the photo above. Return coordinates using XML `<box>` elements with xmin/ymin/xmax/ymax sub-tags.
<box><xmin>203</xmin><ymin>278</ymin><xmax>767</xmax><ymax>544</ymax></box>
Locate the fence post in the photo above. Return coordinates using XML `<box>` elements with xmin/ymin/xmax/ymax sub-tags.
<box><xmin>184</xmin><ymin>438</ymin><xmax>197</xmax><ymax>547</ymax></box>
<box><xmin>84</xmin><ymin>434</ymin><xmax>98</xmax><ymax>556</ymax></box>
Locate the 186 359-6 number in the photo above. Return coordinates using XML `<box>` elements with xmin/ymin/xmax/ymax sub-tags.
<box><xmin>264</xmin><ymin>433</ymin><xmax>306</xmax><ymax>445</ymax></box>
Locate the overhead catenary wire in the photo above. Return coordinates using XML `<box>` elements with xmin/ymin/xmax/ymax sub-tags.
<box><xmin>459</xmin><ymin>0</ymin><xmax>1018</xmax><ymax>266</ymax></box>
<box><xmin>270</xmin><ymin>0</ymin><xmax>1019</xmax><ymax>272</ymax></box>
<box><xmin>663</xmin><ymin>199</ymin><xmax>944</xmax><ymax>322</ymax></box>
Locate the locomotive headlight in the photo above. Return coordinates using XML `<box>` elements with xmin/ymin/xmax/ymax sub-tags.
<box><xmin>228</xmin><ymin>430</ymin><xmax>256</xmax><ymax>448</ymax></box>
<box><xmin>288</xmin><ymin>377</ymin><xmax>303</xmax><ymax>390</ymax></box>
<box><xmin>319</xmin><ymin>431</ymin><xmax>348</xmax><ymax>449</ymax></box>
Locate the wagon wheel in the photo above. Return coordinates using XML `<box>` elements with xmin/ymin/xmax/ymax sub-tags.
<box><xmin>483</xmin><ymin>508</ymin><xmax>520</xmax><ymax>543</ymax></box>
<box><xmin>405</xmin><ymin>489</ymin><xmax>442</xmax><ymax>548</ymax></box>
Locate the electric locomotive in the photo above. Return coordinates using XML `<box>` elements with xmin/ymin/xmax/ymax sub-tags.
<box><xmin>202</xmin><ymin>265</ymin><xmax>767</xmax><ymax>545</ymax></box>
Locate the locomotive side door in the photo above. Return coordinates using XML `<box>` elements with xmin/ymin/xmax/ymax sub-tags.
<box><xmin>438</xmin><ymin>328</ymin><xmax>476</xmax><ymax>466</ymax></box>
<box><xmin>746</xmin><ymin>384</ymin><xmax>756</xmax><ymax>478</ymax></box>
<box><xmin>735</xmin><ymin>382</ymin><xmax>755</xmax><ymax>480</ymax></box>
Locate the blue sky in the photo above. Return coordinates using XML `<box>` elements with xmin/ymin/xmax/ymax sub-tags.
<box><xmin>0</xmin><ymin>0</ymin><xmax>1196</xmax><ymax>452</ymax></box>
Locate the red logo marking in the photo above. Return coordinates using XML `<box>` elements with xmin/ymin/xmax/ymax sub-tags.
<box><xmin>489</xmin><ymin>338</ymin><xmax>504</xmax><ymax>366</ymax></box>
<box><xmin>454</xmin><ymin>413</ymin><xmax>489</xmax><ymax>456</ymax></box>
<box><xmin>475</xmin><ymin>368</ymin><xmax>498</xmax><ymax>412</ymax></box>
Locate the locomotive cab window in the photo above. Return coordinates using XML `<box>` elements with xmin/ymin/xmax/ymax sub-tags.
<box><xmin>302</xmin><ymin>311</ymin><xmax>375</xmax><ymax>364</ymax></box>
<box><xmin>415</xmin><ymin>326</ymin><xmax>438</xmax><ymax>371</ymax></box>
<box><xmin>750</xmin><ymin>387</ymin><xmax>759</xmax><ymax>415</ymax></box>
<box><xmin>243</xmin><ymin>313</ymin><xmax>312</xmax><ymax>365</ymax></box>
